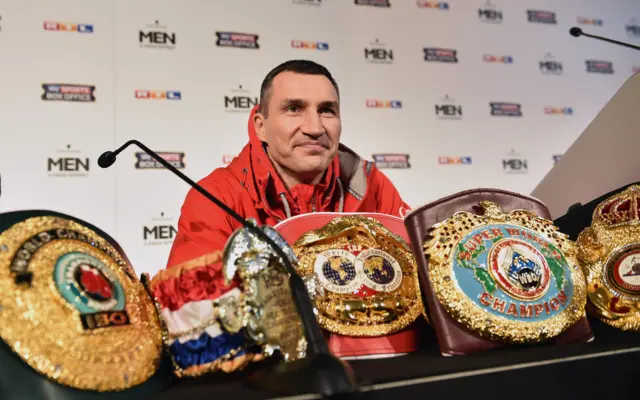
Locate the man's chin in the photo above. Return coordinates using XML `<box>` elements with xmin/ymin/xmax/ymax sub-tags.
<box><xmin>294</xmin><ymin>161</ymin><xmax>332</xmax><ymax>179</ymax></box>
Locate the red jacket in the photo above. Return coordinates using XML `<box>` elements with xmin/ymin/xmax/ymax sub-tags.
<box><xmin>166</xmin><ymin>105</ymin><xmax>411</xmax><ymax>267</ymax></box>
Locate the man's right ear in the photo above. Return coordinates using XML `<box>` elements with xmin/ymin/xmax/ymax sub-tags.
<box><xmin>253</xmin><ymin>110</ymin><xmax>267</xmax><ymax>142</ymax></box>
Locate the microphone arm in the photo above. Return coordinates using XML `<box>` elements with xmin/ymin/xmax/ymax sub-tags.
<box><xmin>569</xmin><ymin>27</ymin><xmax>640</xmax><ymax>51</ymax></box>
<box><xmin>98</xmin><ymin>140</ymin><xmax>329</xmax><ymax>357</ymax></box>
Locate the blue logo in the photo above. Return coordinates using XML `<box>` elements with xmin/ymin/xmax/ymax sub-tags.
<box><xmin>452</xmin><ymin>224</ymin><xmax>573</xmax><ymax>321</ymax></box>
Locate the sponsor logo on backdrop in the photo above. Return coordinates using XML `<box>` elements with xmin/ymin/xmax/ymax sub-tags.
<box><xmin>42</xmin><ymin>84</ymin><xmax>95</xmax><ymax>102</ymax></box>
<box><xmin>135</xmin><ymin>152</ymin><xmax>185</xmax><ymax>169</ymax></box>
<box><xmin>553</xmin><ymin>155</ymin><xmax>562</xmax><ymax>164</ymax></box>
<box><xmin>544</xmin><ymin>107</ymin><xmax>573</xmax><ymax>115</ymax></box>
<box><xmin>490</xmin><ymin>102</ymin><xmax>522</xmax><ymax>117</ymax></box>
<box><xmin>366</xmin><ymin>99</ymin><xmax>402</xmax><ymax>108</ymax></box>
<box><xmin>435</xmin><ymin>95</ymin><xmax>462</xmax><ymax>119</ymax></box>
<box><xmin>293</xmin><ymin>0</ymin><xmax>322</xmax><ymax>5</ymax></box>
<box><xmin>478</xmin><ymin>1</ymin><xmax>502</xmax><ymax>23</ymax></box>
<box><xmin>539</xmin><ymin>53</ymin><xmax>563</xmax><ymax>75</ymax></box>
<box><xmin>424</xmin><ymin>47</ymin><xmax>457</xmax><ymax>63</ymax></box>
<box><xmin>586</xmin><ymin>60</ymin><xmax>614</xmax><ymax>74</ymax></box>
<box><xmin>483</xmin><ymin>54</ymin><xmax>513</xmax><ymax>63</ymax></box>
<box><xmin>438</xmin><ymin>156</ymin><xmax>472</xmax><ymax>165</ymax></box>
<box><xmin>225</xmin><ymin>85</ymin><xmax>258</xmax><ymax>112</ymax></box>
<box><xmin>135</xmin><ymin>89</ymin><xmax>181</xmax><ymax>100</ymax></box>
<box><xmin>44</xmin><ymin>21</ymin><xmax>93</xmax><ymax>33</ymax></box>
<box><xmin>223</xmin><ymin>155</ymin><xmax>235</xmax><ymax>165</ymax></box>
<box><xmin>502</xmin><ymin>149</ymin><xmax>528</xmax><ymax>174</ymax></box>
<box><xmin>527</xmin><ymin>10</ymin><xmax>557</xmax><ymax>24</ymax></box>
<box><xmin>47</xmin><ymin>145</ymin><xmax>90</xmax><ymax>178</ymax></box>
<box><xmin>365</xmin><ymin>38</ymin><xmax>394</xmax><ymax>64</ymax></box>
<box><xmin>215</xmin><ymin>32</ymin><xmax>259</xmax><ymax>49</ymax></box>
<box><xmin>143</xmin><ymin>212</ymin><xmax>177</xmax><ymax>246</ymax></box>
<box><xmin>291</xmin><ymin>40</ymin><xmax>329</xmax><ymax>50</ymax></box>
<box><xmin>627</xmin><ymin>18</ymin><xmax>640</xmax><ymax>37</ymax></box>
<box><xmin>577</xmin><ymin>17</ymin><xmax>603</xmax><ymax>26</ymax></box>
<box><xmin>139</xmin><ymin>20</ymin><xmax>175</xmax><ymax>50</ymax></box>
<box><xmin>372</xmin><ymin>154</ymin><xmax>410</xmax><ymax>169</ymax></box>
<box><xmin>355</xmin><ymin>0</ymin><xmax>391</xmax><ymax>7</ymax></box>
<box><xmin>417</xmin><ymin>1</ymin><xmax>449</xmax><ymax>9</ymax></box>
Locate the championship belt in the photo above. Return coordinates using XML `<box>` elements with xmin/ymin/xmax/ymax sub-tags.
<box><xmin>0</xmin><ymin>210</ymin><xmax>164</xmax><ymax>393</ymax></box>
<box><xmin>219</xmin><ymin>220</ymin><xmax>307</xmax><ymax>361</ymax></box>
<box><xmin>275</xmin><ymin>212</ymin><xmax>426</xmax><ymax>359</ymax></box>
<box><xmin>404</xmin><ymin>189</ymin><xmax>593</xmax><ymax>355</ymax></box>
<box><xmin>148</xmin><ymin>220</ymin><xmax>306</xmax><ymax>378</ymax></box>
<box><xmin>576</xmin><ymin>184</ymin><xmax>640</xmax><ymax>330</ymax></box>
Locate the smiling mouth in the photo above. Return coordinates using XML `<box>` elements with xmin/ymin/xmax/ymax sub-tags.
<box><xmin>297</xmin><ymin>142</ymin><xmax>328</xmax><ymax>150</ymax></box>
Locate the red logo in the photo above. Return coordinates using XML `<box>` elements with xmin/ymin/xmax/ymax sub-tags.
<box><xmin>76</xmin><ymin>264</ymin><xmax>114</xmax><ymax>301</ymax></box>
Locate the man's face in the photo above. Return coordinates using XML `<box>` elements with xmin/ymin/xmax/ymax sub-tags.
<box><xmin>254</xmin><ymin>71</ymin><xmax>341</xmax><ymax>182</ymax></box>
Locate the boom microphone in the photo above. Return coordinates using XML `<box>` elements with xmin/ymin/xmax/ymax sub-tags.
<box><xmin>569</xmin><ymin>26</ymin><xmax>640</xmax><ymax>51</ymax></box>
<box><xmin>98</xmin><ymin>140</ymin><xmax>358</xmax><ymax>397</ymax></box>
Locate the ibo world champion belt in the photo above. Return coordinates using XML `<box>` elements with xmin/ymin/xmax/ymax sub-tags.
<box><xmin>291</xmin><ymin>215</ymin><xmax>423</xmax><ymax>337</ymax></box>
<box><xmin>0</xmin><ymin>215</ymin><xmax>163</xmax><ymax>391</ymax></box>
<box><xmin>576</xmin><ymin>185</ymin><xmax>640</xmax><ymax>331</ymax></box>
<box><xmin>424</xmin><ymin>201</ymin><xmax>587</xmax><ymax>343</ymax></box>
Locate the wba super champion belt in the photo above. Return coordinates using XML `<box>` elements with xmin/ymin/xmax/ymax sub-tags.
<box><xmin>576</xmin><ymin>185</ymin><xmax>640</xmax><ymax>331</ymax></box>
<box><xmin>0</xmin><ymin>213</ymin><xmax>163</xmax><ymax>391</ymax></box>
<box><xmin>286</xmin><ymin>214</ymin><xmax>423</xmax><ymax>337</ymax></box>
<box><xmin>424</xmin><ymin>201</ymin><xmax>587</xmax><ymax>343</ymax></box>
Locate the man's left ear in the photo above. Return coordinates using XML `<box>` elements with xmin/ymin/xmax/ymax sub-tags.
<box><xmin>253</xmin><ymin>110</ymin><xmax>267</xmax><ymax>142</ymax></box>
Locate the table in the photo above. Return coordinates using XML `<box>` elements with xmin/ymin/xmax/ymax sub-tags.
<box><xmin>151</xmin><ymin>320</ymin><xmax>640</xmax><ymax>399</ymax></box>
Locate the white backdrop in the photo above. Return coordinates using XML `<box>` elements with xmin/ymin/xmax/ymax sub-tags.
<box><xmin>1</xmin><ymin>0</ymin><xmax>639</xmax><ymax>276</ymax></box>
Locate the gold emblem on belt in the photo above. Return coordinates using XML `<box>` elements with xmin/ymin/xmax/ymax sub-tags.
<box><xmin>577</xmin><ymin>185</ymin><xmax>640</xmax><ymax>330</ymax></box>
<box><xmin>291</xmin><ymin>215</ymin><xmax>423</xmax><ymax>336</ymax></box>
<box><xmin>0</xmin><ymin>216</ymin><xmax>163</xmax><ymax>391</ymax></box>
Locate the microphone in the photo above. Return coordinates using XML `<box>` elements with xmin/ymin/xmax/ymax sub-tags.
<box><xmin>569</xmin><ymin>26</ymin><xmax>640</xmax><ymax>51</ymax></box>
<box><xmin>98</xmin><ymin>140</ymin><xmax>358</xmax><ymax>397</ymax></box>
<box><xmin>97</xmin><ymin>151</ymin><xmax>117</xmax><ymax>168</ymax></box>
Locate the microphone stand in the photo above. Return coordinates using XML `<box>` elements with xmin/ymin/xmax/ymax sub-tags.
<box><xmin>569</xmin><ymin>27</ymin><xmax>640</xmax><ymax>51</ymax></box>
<box><xmin>98</xmin><ymin>140</ymin><xmax>359</xmax><ymax>397</ymax></box>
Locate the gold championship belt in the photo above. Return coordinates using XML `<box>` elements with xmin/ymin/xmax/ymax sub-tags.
<box><xmin>424</xmin><ymin>201</ymin><xmax>587</xmax><ymax>343</ymax></box>
<box><xmin>288</xmin><ymin>215</ymin><xmax>423</xmax><ymax>337</ymax></box>
<box><xmin>0</xmin><ymin>214</ymin><xmax>163</xmax><ymax>391</ymax></box>
<box><xmin>218</xmin><ymin>220</ymin><xmax>307</xmax><ymax>362</ymax></box>
<box><xmin>576</xmin><ymin>185</ymin><xmax>640</xmax><ymax>330</ymax></box>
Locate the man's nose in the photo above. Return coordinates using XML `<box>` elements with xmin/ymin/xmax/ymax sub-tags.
<box><xmin>301</xmin><ymin>110</ymin><xmax>325</xmax><ymax>137</ymax></box>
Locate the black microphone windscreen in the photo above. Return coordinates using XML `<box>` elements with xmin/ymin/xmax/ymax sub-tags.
<box><xmin>97</xmin><ymin>151</ymin><xmax>116</xmax><ymax>168</ymax></box>
<box><xmin>569</xmin><ymin>27</ymin><xmax>582</xmax><ymax>37</ymax></box>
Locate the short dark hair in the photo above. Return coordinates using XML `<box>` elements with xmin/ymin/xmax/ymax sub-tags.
<box><xmin>258</xmin><ymin>59</ymin><xmax>340</xmax><ymax>116</ymax></box>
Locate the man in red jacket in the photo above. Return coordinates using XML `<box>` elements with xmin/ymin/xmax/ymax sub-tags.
<box><xmin>153</xmin><ymin>60</ymin><xmax>412</xmax><ymax>375</ymax></box>
<box><xmin>167</xmin><ymin>59</ymin><xmax>411</xmax><ymax>267</ymax></box>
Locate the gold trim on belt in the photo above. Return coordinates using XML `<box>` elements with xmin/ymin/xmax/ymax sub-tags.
<box><xmin>292</xmin><ymin>215</ymin><xmax>424</xmax><ymax>337</ymax></box>
<box><xmin>424</xmin><ymin>201</ymin><xmax>587</xmax><ymax>343</ymax></box>
<box><xmin>577</xmin><ymin>185</ymin><xmax>640</xmax><ymax>331</ymax></box>
<box><xmin>0</xmin><ymin>216</ymin><xmax>163</xmax><ymax>391</ymax></box>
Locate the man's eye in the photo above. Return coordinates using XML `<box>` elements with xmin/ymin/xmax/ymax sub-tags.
<box><xmin>286</xmin><ymin>105</ymin><xmax>301</xmax><ymax>112</ymax></box>
<box><xmin>319</xmin><ymin>108</ymin><xmax>335</xmax><ymax>114</ymax></box>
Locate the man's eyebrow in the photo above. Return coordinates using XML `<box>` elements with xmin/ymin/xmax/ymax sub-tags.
<box><xmin>318</xmin><ymin>101</ymin><xmax>339</xmax><ymax>109</ymax></box>
<box><xmin>280</xmin><ymin>99</ymin><xmax>338</xmax><ymax>108</ymax></box>
<box><xmin>280</xmin><ymin>98</ymin><xmax>308</xmax><ymax>106</ymax></box>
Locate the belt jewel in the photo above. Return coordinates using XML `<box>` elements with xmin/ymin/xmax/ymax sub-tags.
<box><xmin>291</xmin><ymin>215</ymin><xmax>423</xmax><ymax>336</ymax></box>
<box><xmin>219</xmin><ymin>220</ymin><xmax>307</xmax><ymax>361</ymax></box>
<box><xmin>0</xmin><ymin>216</ymin><xmax>163</xmax><ymax>391</ymax></box>
<box><xmin>424</xmin><ymin>201</ymin><xmax>587</xmax><ymax>343</ymax></box>
<box><xmin>576</xmin><ymin>185</ymin><xmax>640</xmax><ymax>330</ymax></box>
